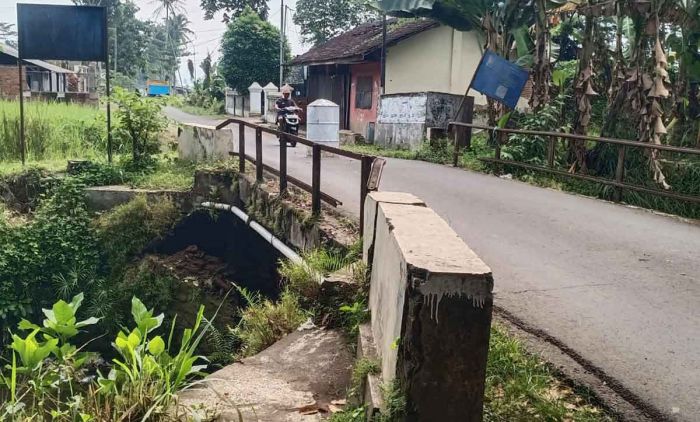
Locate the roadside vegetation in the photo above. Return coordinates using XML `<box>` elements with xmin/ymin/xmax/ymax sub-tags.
<box><xmin>0</xmin><ymin>100</ymin><xmax>106</xmax><ymax>168</ymax></box>
<box><xmin>266</xmin><ymin>243</ymin><xmax>615</xmax><ymax>422</ymax></box>
<box><xmin>345</xmin><ymin>131</ymin><xmax>700</xmax><ymax>220</ymax></box>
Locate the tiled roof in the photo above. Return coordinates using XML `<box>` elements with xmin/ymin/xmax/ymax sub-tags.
<box><xmin>0</xmin><ymin>43</ymin><xmax>74</xmax><ymax>73</ymax></box>
<box><xmin>289</xmin><ymin>18</ymin><xmax>440</xmax><ymax>66</ymax></box>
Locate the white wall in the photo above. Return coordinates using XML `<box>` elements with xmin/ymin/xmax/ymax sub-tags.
<box><xmin>385</xmin><ymin>26</ymin><xmax>488</xmax><ymax>105</ymax></box>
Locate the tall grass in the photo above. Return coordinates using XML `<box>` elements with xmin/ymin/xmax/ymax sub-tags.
<box><xmin>0</xmin><ymin>99</ymin><xmax>105</xmax><ymax>164</ymax></box>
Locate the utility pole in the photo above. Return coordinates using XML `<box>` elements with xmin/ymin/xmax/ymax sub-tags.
<box><xmin>114</xmin><ymin>27</ymin><xmax>117</xmax><ymax>73</ymax></box>
<box><xmin>380</xmin><ymin>13</ymin><xmax>387</xmax><ymax>93</ymax></box>
<box><xmin>279</xmin><ymin>0</ymin><xmax>284</xmax><ymax>89</ymax></box>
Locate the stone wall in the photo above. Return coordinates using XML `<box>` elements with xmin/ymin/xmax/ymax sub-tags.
<box><xmin>374</xmin><ymin>92</ymin><xmax>462</xmax><ymax>149</ymax></box>
<box><xmin>177</xmin><ymin>123</ymin><xmax>233</xmax><ymax>162</ymax></box>
<box><xmin>362</xmin><ymin>191</ymin><xmax>494</xmax><ymax>421</ymax></box>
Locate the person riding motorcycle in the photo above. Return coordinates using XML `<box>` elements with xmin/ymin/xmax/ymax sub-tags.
<box><xmin>275</xmin><ymin>87</ymin><xmax>297</xmax><ymax>128</ymax></box>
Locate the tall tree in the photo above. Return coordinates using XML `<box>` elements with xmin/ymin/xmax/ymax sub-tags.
<box><xmin>219</xmin><ymin>7</ymin><xmax>289</xmax><ymax>92</ymax></box>
<box><xmin>111</xmin><ymin>1</ymin><xmax>151</xmax><ymax>78</ymax></box>
<box><xmin>0</xmin><ymin>22</ymin><xmax>17</xmax><ymax>48</ymax></box>
<box><xmin>201</xmin><ymin>52</ymin><xmax>213</xmax><ymax>89</ymax></box>
<box><xmin>200</xmin><ymin>0</ymin><xmax>269</xmax><ymax>22</ymax></box>
<box><xmin>293</xmin><ymin>0</ymin><xmax>375</xmax><ymax>46</ymax></box>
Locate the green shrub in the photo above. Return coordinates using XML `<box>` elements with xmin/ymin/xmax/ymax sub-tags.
<box><xmin>0</xmin><ymin>179</ymin><xmax>99</xmax><ymax>334</ymax></box>
<box><xmin>112</xmin><ymin>87</ymin><xmax>166</xmax><ymax>167</ymax></box>
<box><xmin>0</xmin><ymin>294</ymin><xmax>213</xmax><ymax>421</ymax></box>
<box><xmin>68</xmin><ymin>161</ymin><xmax>130</xmax><ymax>187</ymax></box>
<box><xmin>234</xmin><ymin>287</ymin><xmax>307</xmax><ymax>357</ymax></box>
<box><xmin>415</xmin><ymin>139</ymin><xmax>455</xmax><ymax>164</ymax></box>
<box><xmin>94</xmin><ymin>195</ymin><xmax>179</xmax><ymax>272</ymax></box>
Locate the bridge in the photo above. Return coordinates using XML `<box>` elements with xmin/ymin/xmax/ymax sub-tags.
<box><xmin>166</xmin><ymin>106</ymin><xmax>700</xmax><ymax>421</ymax></box>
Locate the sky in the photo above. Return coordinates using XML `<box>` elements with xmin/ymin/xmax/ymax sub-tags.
<box><xmin>0</xmin><ymin>0</ymin><xmax>308</xmax><ymax>86</ymax></box>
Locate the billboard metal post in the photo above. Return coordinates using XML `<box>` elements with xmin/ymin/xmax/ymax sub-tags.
<box><xmin>104</xmin><ymin>7</ymin><xmax>112</xmax><ymax>163</ymax></box>
<box><xmin>17</xmin><ymin>54</ymin><xmax>25</xmax><ymax>166</ymax></box>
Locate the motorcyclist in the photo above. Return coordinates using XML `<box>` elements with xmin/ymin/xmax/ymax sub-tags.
<box><xmin>275</xmin><ymin>86</ymin><xmax>297</xmax><ymax>129</ymax></box>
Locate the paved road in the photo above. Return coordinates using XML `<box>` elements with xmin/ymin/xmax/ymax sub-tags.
<box><xmin>167</xmin><ymin>107</ymin><xmax>700</xmax><ymax>421</ymax></box>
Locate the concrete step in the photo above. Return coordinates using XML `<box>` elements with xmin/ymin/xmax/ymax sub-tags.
<box><xmin>176</xmin><ymin>327</ymin><xmax>353</xmax><ymax>421</ymax></box>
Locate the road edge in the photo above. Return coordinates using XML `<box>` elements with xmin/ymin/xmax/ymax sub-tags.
<box><xmin>494</xmin><ymin>306</ymin><xmax>671</xmax><ymax>422</ymax></box>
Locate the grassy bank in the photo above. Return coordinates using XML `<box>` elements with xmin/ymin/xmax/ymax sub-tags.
<box><xmin>330</xmin><ymin>322</ymin><xmax>614</xmax><ymax>421</ymax></box>
<box><xmin>0</xmin><ymin>99</ymin><xmax>106</xmax><ymax>165</ymax></box>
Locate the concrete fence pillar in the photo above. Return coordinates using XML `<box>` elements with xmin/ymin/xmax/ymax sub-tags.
<box><xmin>363</xmin><ymin>192</ymin><xmax>494</xmax><ymax>421</ymax></box>
<box><xmin>248</xmin><ymin>82</ymin><xmax>263</xmax><ymax>115</ymax></box>
<box><xmin>262</xmin><ymin>82</ymin><xmax>278</xmax><ymax>119</ymax></box>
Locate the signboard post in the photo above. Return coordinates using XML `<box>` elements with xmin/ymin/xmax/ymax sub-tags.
<box><xmin>17</xmin><ymin>4</ymin><xmax>110</xmax><ymax>163</ymax></box>
<box><xmin>452</xmin><ymin>50</ymin><xmax>529</xmax><ymax>166</ymax></box>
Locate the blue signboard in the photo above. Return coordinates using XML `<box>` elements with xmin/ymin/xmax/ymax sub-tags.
<box><xmin>18</xmin><ymin>4</ymin><xmax>107</xmax><ymax>61</ymax></box>
<box><xmin>471</xmin><ymin>50</ymin><xmax>529</xmax><ymax>109</ymax></box>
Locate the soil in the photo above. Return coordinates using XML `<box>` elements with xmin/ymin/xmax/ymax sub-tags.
<box><xmin>152</xmin><ymin>245</ymin><xmax>233</xmax><ymax>292</ymax></box>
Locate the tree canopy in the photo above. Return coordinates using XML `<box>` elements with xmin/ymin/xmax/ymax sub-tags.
<box><xmin>219</xmin><ymin>7</ymin><xmax>289</xmax><ymax>93</ymax></box>
<box><xmin>293</xmin><ymin>0</ymin><xmax>376</xmax><ymax>46</ymax></box>
<box><xmin>200</xmin><ymin>0</ymin><xmax>269</xmax><ymax>22</ymax></box>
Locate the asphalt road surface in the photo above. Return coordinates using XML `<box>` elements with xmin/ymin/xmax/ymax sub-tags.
<box><xmin>167</xmin><ymin>107</ymin><xmax>700</xmax><ymax>421</ymax></box>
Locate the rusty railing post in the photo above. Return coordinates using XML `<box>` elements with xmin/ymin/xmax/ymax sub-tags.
<box><xmin>613</xmin><ymin>145</ymin><xmax>627</xmax><ymax>202</ymax></box>
<box><xmin>311</xmin><ymin>144</ymin><xmax>321</xmax><ymax>216</ymax></box>
<box><xmin>360</xmin><ymin>155</ymin><xmax>372</xmax><ymax>232</ymax></box>
<box><xmin>279</xmin><ymin>134</ymin><xmax>288</xmax><ymax>196</ymax></box>
<box><xmin>238</xmin><ymin>123</ymin><xmax>246</xmax><ymax>173</ymax></box>
<box><xmin>255</xmin><ymin>127</ymin><xmax>263</xmax><ymax>182</ymax></box>
<box><xmin>547</xmin><ymin>136</ymin><xmax>556</xmax><ymax>168</ymax></box>
<box><xmin>453</xmin><ymin>96</ymin><xmax>475</xmax><ymax>167</ymax></box>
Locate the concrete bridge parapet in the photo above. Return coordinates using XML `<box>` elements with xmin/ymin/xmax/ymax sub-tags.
<box><xmin>362</xmin><ymin>191</ymin><xmax>494</xmax><ymax>421</ymax></box>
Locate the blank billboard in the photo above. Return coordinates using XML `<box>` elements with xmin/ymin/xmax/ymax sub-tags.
<box><xmin>17</xmin><ymin>4</ymin><xmax>107</xmax><ymax>61</ymax></box>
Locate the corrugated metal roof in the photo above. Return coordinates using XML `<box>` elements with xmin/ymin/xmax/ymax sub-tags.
<box><xmin>289</xmin><ymin>18</ymin><xmax>440</xmax><ymax>66</ymax></box>
<box><xmin>0</xmin><ymin>43</ymin><xmax>74</xmax><ymax>73</ymax></box>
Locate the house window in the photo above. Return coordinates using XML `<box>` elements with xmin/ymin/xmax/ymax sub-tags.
<box><xmin>355</xmin><ymin>76</ymin><xmax>373</xmax><ymax>110</ymax></box>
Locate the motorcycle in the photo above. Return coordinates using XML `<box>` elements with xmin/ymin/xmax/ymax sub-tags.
<box><xmin>277</xmin><ymin>106</ymin><xmax>301</xmax><ymax>147</ymax></box>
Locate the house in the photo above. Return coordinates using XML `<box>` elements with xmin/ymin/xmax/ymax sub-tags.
<box><xmin>0</xmin><ymin>43</ymin><xmax>92</xmax><ymax>102</ymax></box>
<box><xmin>289</xmin><ymin>18</ymin><xmax>486</xmax><ymax>148</ymax></box>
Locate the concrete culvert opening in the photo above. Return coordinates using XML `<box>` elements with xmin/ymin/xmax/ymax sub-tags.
<box><xmin>148</xmin><ymin>209</ymin><xmax>284</xmax><ymax>300</ymax></box>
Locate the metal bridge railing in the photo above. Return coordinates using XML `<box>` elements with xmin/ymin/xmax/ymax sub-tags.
<box><xmin>216</xmin><ymin>118</ymin><xmax>385</xmax><ymax>232</ymax></box>
<box><xmin>448</xmin><ymin>121</ymin><xmax>700</xmax><ymax>204</ymax></box>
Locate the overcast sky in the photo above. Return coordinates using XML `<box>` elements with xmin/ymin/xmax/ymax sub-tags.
<box><xmin>0</xmin><ymin>0</ymin><xmax>307</xmax><ymax>86</ymax></box>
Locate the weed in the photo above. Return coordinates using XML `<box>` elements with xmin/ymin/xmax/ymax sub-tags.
<box><xmin>377</xmin><ymin>380</ymin><xmax>406</xmax><ymax>422</ymax></box>
<box><xmin>0</xmin><ymin>99</ymin><xmax>106</xmax><ymax>163</ymax></box>
<box><xmin>328</xmin><ymin>406</ymin><xmax>367</xmax><ymax>422</ymax></box>
<box><xmin>94</xmin><ymin>195</ymin><xmax>180</xmax><ymax>272</ymax></box>
<box><xmin>349</xmin><ymin>357</ymin><xmax>380</xmax><ymax>400</ymax></box>
<box><xmin>484</xmin><ymin>324</ymin><xmax>614</xmax><ymax>421</ymax></box>
<box><xmin>279</xmin><ymin>258</ymin><xmax>321</xmax><ymax>302</ymax></box>
<box><xmin>234</xmin><ymin>286</ymin><xmax>307</xmax><ymax>357</ymax></box>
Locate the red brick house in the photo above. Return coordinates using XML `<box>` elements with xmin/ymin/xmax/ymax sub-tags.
<box><xmin>288</xmin><ymin>19</ymin><xmax>439</xmax><ymax>139</ymax></box>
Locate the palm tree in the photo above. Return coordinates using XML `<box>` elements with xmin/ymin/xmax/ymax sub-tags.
<box><xmin>151</xmin><ymin>0</ymin><xmax>187</xmax><ymax>83</ymax></box>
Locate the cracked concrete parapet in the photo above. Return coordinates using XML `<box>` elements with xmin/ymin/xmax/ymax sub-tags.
<box><xmin>364</xmin><ymin>191</ymin><xmax>493</xmax><ymax>421</ymax></box>
<box><xmin>178</xmin><ymin>123</ymin><xmax>233</xmax><ymax>163</ymax></box>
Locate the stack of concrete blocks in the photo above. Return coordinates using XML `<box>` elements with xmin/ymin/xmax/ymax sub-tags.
<box><xmin>361</xmin><ymin>191</ymin><xmax>494</xmax><ymax>421</ymax></box>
